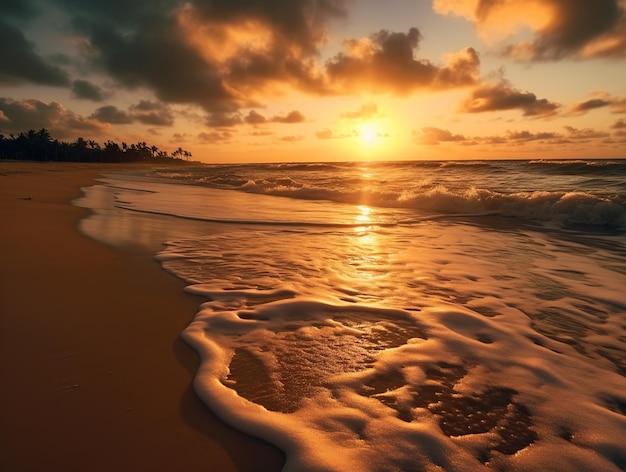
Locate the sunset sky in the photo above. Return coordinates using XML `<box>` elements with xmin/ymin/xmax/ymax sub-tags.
<box><xmin>1</xmin><ymin>0</ymin><xmax>625</xmax><ymax>162</ymax></box>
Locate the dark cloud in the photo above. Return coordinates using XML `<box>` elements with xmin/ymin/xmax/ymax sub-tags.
<box><xmin>273</xmin><ymin>110</ymin><xmax>306</xmax><ymax>123</ymax></box>
<box><xmin>90</xmin><ymin>105</ymin><xmax>133</xmax><ymax>124</ymax></box>
<box><xmin>326</xmin><ymin>28</ymin><xmax>480</xmax><ymax>95</ymax></box>
<box><xmin>189</xmin><ymin>0</ymin><xmax>347</xmax><ymax>96</ymax></box>
<box><xmin>341</xmin><ymin>102</ymin><xmax>379</xmax><ymax>120</ymax></box>
<box><xmin>435</xmin><ymin>0</ymin><xmax>626</xmax><ymax>60</ymax></box>
<box><xmin>11</xmin><ymin>1</ymin><xmax>478</xmax><ymax>120</ymax></box>
<box><xmin>611</xmin><ymin>118</ymin><xmax>626</xmax><ymax>129</ymax></box>
<box><xmin>569</xmin><ymin>98</ymin><xmax>612</xmax><ymax>114</ymax></box>
<box><xmin>0</xmin><ymin>0</ymin><xmax>42</xmax><ymax>19</ymax></box>
<box><xmin>50</xmin><ymin>0</ymin><xmax>347</xmax><ymax>113</ymax></box>
<box><xmin>459</xmin><ymin>81</ymin><xmax>560</xmax><ymax>117</ymax></box>
<box><xmin>72</xmin><ymin>79</ymin><xmax>106</xmax><ymax>101</ymax></box>
<box><xmin>413</xmin><ymin>125</ymin><xmax>615</xmax><ymax>147</ymax></box>
<box><xmin>53</xmin><ymin>0</ymin><xmax>173</xmax><ymax>27</ymax></box>
<box><xmin>509</xmin><ymin>0</ymin><xmax>624</xmax><ymax>59</ymax></box>
<box><xmin>171</xmin><ymin>132</ymin><xmax>187</xmax><ymax>142</ymax></box>
<box><xmin>198</xmin><ymin>130</ymin><xmax>233</xmax><ymax>143</ymax></box>
<box><xmin>244</xmin><ymin>109</ymin><xmax>306</xmax><ymax>125</ymax></box>
<box><xmin>64</xmin><ymin>15</ymin><xmax>480</xmax><ymax>113</ymax></box>
<box><xmin>0</xmin><ymin>19</ymin><xmax>70</xmax><ymax>86</ymax></box>
<box><xmin>569</xmin><ymin>94</ymin><xmax>626</xmax><ymax>115</ymax></box>
<box><xmin>86</xmin><ymin>17</ymin><xmax>236</xmax><ymax>110</ymax></box>
<box><xmin>207</xmin><ymin>112</ymin><xmax>244</xmax><ymax>127</ymax></box>
<box><xmin>564</xmin><ymin>126</ymin><xmax>611</xmax><ymax>140</ymax></box>
<box><xmin>505</xmin><ymin>130</ymin><xmax>562</xmax><ymax>142</ymax></box>
<box><xmin>129</xmin><ymin>100</ymin><xmax>175</xmax><ymax>126</ymax></box>
<box><xmin>414</xmin><ymin>127</ymin><xmax>466</xmax><ymax>145</ymax></box>
<box><xmin>90</xmin><ymin>100</ymin><xmax>175</xmax><ymax>126</ymax></box>
<box><xmin>245</xmin><ymin>110</ymin><xmax>267</xmax><ymax>124</ymax></box>
<box><xmin>0</xmin><ymin>97</ymin><xmax>106</xmax><ymax>137</ymax></box>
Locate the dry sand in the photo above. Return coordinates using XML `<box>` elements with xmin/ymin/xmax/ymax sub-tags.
<box><xmin>0</xmin><ymin>161</ymin><xmax>284</xmax><ymax>471</ymax></box>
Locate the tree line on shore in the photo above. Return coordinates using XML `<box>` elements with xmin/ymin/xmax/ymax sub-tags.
<box><xmin>0</xmin><ymin>128</ymin><xmax>193</xmax><ymax>163</ymax></box>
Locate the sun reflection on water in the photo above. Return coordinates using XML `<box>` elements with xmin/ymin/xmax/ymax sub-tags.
<box><xmin>356</xmin><ymin>205</ymin><xmax>372</xmax><ymax>225</ymax></box>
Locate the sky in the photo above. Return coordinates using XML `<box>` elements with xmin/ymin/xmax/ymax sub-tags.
<box><xmin>1</xmin><ymin>0</ymin><xmax>625</xmax><ymax>163</ymax></box>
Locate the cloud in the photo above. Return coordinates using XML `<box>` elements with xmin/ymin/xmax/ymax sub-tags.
<box><xmin>434</xmin><ymin>0</ymin><xmax>626</xmax><ymax>60</ymax></box>
<box><xmin>326</xmin><ymin>28</ymin><xmax>480</xmax><ymax>95</ymax></box>
<box><xmin>505</xmin><ymin>130</ymin><xmax>562</xmax><ymax>142</ymax></box>
<box><xmin>608</xmin><ymin>130</ymin><xmax>626</xmax><ymax>144</ymax></box>
<box><xmin>611</xmin><ymin>118</ymin><xmax>626</xmax><ymax>128</ymax></box>
<box><xmin>414</xmin><ymin>127</ymin><xmax>466</xmax><ymax>145</ymax></box>
<box><xmin>183</xmin><ymin>0</ymin><xmax>346</xmax><ymax>56</ymax></box>
<box><xmin>0</xmin><ymin>0</ymin><xmax>41</xmax><ymax>20</ymax></box>
<box><xmin>569</xmin><ymin>93</ymin><xmax>626</xmax><ymax>115</ymax></box>
<box><xmin>245</xmin><ymin>110</ymin><xmax>267</xmax><ymax>125</ymax></box>
<box><xmin>244</xmin><ymin>109</ymin><xmax>306</xmax><ymax>125</ymax></box>
<box><xmin>273</xmin><ymin>110</ymin><xmax>306</xmax><ymax>123</ymax></box>
<box><xmin>129</xmin><ymin>100</ymin><xmax>175</xmax><ymax>126</ymax></box>
<box><xmin>198</xmin><ymin>130</ymin><xmax>233</xmax><ymax>143</ymax></box>
<box><xmin>51</xmin><ymin>0</ymin><xmax>347</xmax><ymax>114</ymax></box>
<box><xmin>611</xmin><ymin>97</ymin><xmax>626</xmax><ymax>113</ymax></box>
<box><xmin>171</xmin><ymin>132</ymin><xmax>188</xmax><ymax>142</ymax></box>
<box><xmin>280</xmin><ymin>135</ymin><xmax>305</xmax><ymax>142</ymax></box>
<box><xmin>316</xmin><ymin>129</ymin><xmax>357</xmax><ymax>139</ymax></box>
<box><xmin>569</xmin><ymin>98</ymin><xmax>612</xmax><ymax>115</ymax></box>
<box><xmin>459</xmin><ymin>81</ymin><xmax>560</xmax><ymax>117</ymax></box>
<box><xmin>563</xmin><ymin>126</ymin><xmax>611</xmax><ymax>140</ymax></box>
<box><xmin>90</xmin><ymin>105</ymin><xmax>133</xmax><ymax>124</ymax></box>
<box><xmin>0</xmin><ymin>97</ymin><xmax>106</xmax><ymax>137</ymax></box>
<box><xmin>0</xmin><ymin>18</ymin><xmax>70</xmax><ymax>86</ymax></box>
<box><xmin>10</xmin><ymin>1</ymin><xmax>477</xmax><ymax>123</ymax></box>
<box><xmin>90</xmin><ymin>100</ymin><xmax>176</xmax><ymax>126</ymax></box>
<box><xmin>207</xmin><ymin>111</ymin><xmax>244</xmax><ymax>127</ymax></box>
<box><xmin>72</xmin><ymin>79</ymin><xmax>106</xmax><ymax>101</ymax></box>
<box><xmin>250</xmin><ymin>130</ymin><xmax>274</xmax><ymax>137</ymax></box>
<box><xmin>341</xmin><ymin>102</ymin><xmax>379</xmax><ymax>120</ymax></box>
<box><xmin>413</xmin><ymin>125</ymin><xmax>616</xmax><ymax>148</ymax></box>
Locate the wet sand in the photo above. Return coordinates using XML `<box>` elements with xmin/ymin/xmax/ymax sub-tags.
<box><xmin>0</xmin><ymin>161</ymin><xmax>285</xmax><ymax>471</ymax></box>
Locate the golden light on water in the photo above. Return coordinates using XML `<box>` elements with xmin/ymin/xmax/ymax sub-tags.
<box><xmin>356</xmin><ymin>205</ymin><xmax>372</xmax><ymax>224</ymax></box>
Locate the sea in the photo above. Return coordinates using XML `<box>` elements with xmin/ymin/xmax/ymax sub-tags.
<box><xmin>75</xmin><ymin>159</ymin><xmax>626</xmax><ymax>472</ymax></box>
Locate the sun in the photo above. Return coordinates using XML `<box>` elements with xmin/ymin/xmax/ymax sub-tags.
<box><xmin>359</xmin><ymin>124</ymin><xmax>379</xmax><ymax>146</ymax></box>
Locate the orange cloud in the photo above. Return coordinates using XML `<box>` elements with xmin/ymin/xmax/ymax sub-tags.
<box><xmin>0</xmin><ymin>97</ymin><xmax>107</xmax><ymax>138</ymax></box>
<box><xmin>341</xmin><ymin>102</ymin><xmax>379</xmax><ymax>120</ymax></box>
<box><xmin>459</xmin><ymin>81</ymin><xmax>560</xmax><ymax>117</ymax></box>
<box><xmin>413</xmin><ymin>125</ymin><xmax>615</xmax><ymax>147</ymax></box>
<box><xmin>325</xmin><ymin>28</ymin><xmax>480</xmax><ymax>95</ymax></box>
<box><xmin>434</xmin><ymin>0</ymin><xmax>626</xmax><ymax>60</ymax></box>
<box><xmin>316</xmin><ymin>129</ymin><xmax>357</xmax><ymax>139</ymax></box>
<box><xmin>414</xmin><ymin>127</ymin><xmax>467</xmax><ymax>145</ymax></box>
<box><xmin>569</xmin><ymin>93</ymin><xmax>626</xmax><ymax>115</ymax></box>
<box><xmin>244</xmin><ymin>110</ymin><xmax>307</xmax><ymax>124</ymax></box>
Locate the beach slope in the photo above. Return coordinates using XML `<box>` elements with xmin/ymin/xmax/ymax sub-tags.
<box><xmin>0</xmin><ymin>162</ymin><xmax>284</xmax><ymax>472</ymax></box>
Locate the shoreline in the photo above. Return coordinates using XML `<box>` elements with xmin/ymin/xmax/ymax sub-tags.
<box><xmin>0</xmin><ymin>161</ymin><xmax>284</xmax><ymax>471</ymax></box>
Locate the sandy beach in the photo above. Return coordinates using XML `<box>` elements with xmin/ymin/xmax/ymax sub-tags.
<box><xmin>0</xmin><ymin>162</ymin><xmax>284</xmax><ymax>471</ymax></box>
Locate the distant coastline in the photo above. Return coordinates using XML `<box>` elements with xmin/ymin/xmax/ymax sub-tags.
<box><xmin>0</xmin><ymin>128</ymin><xmax>194</xmax><ymax>164</ymax></box>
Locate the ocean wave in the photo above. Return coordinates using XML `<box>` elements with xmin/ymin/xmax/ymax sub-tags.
<box><xmin>396</xmin><ymin>187</ymin><xmax>626</xmax><ymax>228</ymax></box>
<box><xmin>226</xmin><ymin>182</ymin><xmax>626</xmax><ymax>229</ymax></box>
<box><xmin>146</xmin><ymin>160</ymin><xmax>626</xmax><ymax>229</ymax></box>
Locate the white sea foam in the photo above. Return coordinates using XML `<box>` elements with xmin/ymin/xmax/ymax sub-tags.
<box><xmin>157</xmin><ymin>223</ymin><xmax>626</xmax><ymax>471</ymax></box>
